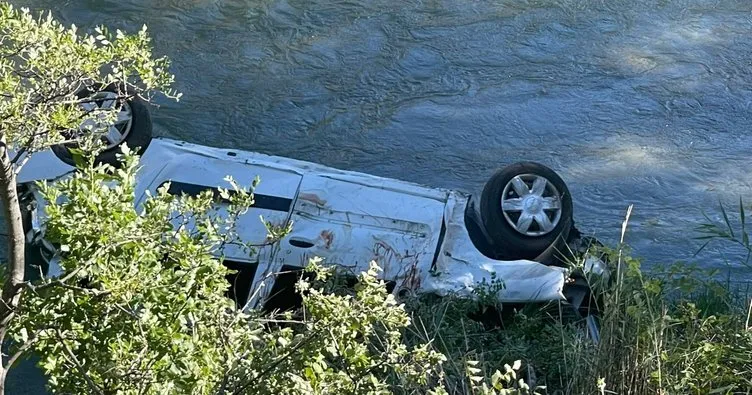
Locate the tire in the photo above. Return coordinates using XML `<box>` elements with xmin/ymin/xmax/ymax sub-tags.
<box><xmin>479</xmin><ymin>162</ymin><xmax>573</xmax><ymax>260</ymax></box>
<box><xmin>52</xmin><ymin>83</ymin><xmax>152</xmax><ymax>167</ymax></box>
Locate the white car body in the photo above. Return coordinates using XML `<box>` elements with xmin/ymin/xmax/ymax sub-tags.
<box><xmin>18</xmin><ymin>138</ymin><xmax>574</xmax><ymax>309</ymax></box>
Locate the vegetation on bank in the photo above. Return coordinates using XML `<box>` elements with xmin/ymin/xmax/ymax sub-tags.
<box><xmin>403</xmin><ymin>216</ymin><xmax>752</xmax><ymax>394</ymax></box>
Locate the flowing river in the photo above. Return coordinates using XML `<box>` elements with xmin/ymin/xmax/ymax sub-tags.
<box><xmin>12</xmin><ymin>0</ymin><xmax>752</xmax><ymax>277</ymax></box>
<box><xmin>6</xmin><ymin>0</ymin><xmax>752</xmax><ymax>391</ymax></box>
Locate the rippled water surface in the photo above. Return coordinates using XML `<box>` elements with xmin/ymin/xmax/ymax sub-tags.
<box><xmin>14</xmin><ymin>0</ymin><xmax>752</xmax><ymax>276</ymax></box>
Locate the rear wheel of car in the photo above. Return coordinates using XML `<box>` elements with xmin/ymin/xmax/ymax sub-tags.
<box><xmin>479</xmin><ymin>162</ymin><xmax>573</xmax><ymax>260</ymax></box>
<box><xmin>52</xmin><ymin>83</ymin><xmax>153</xmax><ymax>167</ymax></box>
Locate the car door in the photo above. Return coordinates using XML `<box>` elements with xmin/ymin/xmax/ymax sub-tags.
<box><xmin>138</xmin><ymin>154</ymin><xmax>302</xmax><ymax>307</ymax></box>
<box><xmin>255</xmin><ymin>173</ymin><xmax>448</xmax><ymax>311</ymax></box>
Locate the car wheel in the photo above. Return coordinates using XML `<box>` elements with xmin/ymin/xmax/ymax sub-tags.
<box><xmin>479</xmin><ymin>162</ymin><xmax>573</xmax><ymax>260</ymax></box>
<box><xmin>52</xmin><ymin>83</ymin><xmax>152</xmax><ymax>167</ymax></box>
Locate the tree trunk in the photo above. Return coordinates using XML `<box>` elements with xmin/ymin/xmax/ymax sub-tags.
<box><xmin>0</xmin><ymin>366</ymin><xmax>6</xmax><ymax>395</ymax></box>
<box><xmin>0</xmin><ymin>135</ymin><xmax>25</xmax><ymax>395</ymax></box>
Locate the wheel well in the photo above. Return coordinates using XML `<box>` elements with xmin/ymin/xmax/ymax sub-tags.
<box><xmin>463</xmin><ymin>195</ymin><xmax>501</xmax><ymax>260</ymax></box>
<box><xmin>262</xmin><ymin>265</ymin><xmax>397</xmax><ymax>314</ymax></box>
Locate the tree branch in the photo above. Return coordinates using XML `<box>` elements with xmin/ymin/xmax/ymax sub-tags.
<box><xmin>231</xmin><ymin>329</ymin><xmax>322</xmax><ymax>395</ymax></box>
<box><xmin>0</xmin><ymin>136</ymin><xmax>27</xmax><ymax>328</ymax></box>
<box><xmin>327</xmin><ymin>328</ymin><xmax>360</xmax><ymax>387</ymax></box>
<box><xmin>0</xmin><ymin>42</ymin><xmax>32</xmax><ymax>59</ymax></box>
<box><xmin>27</xmin><ymin>267</ymin><xmax>84</xmax><ymax>293</ymax></box>
<box><xmin>3</xmin><ymin>329</ymin><xmax>41</xmax><ymax>370</ymax></box>
<box><xmin>55</xmin><ymin>330</ymin><xmax>104</xmax><ymax>395</ymax></box>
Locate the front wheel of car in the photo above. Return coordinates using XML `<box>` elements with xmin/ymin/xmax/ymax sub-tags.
<box><xmin>479</xmin><ymin>162</ymin><xmax>573</xmax><ymax>260</ymax></box>
<box><xmin>51</xmin><ymin>83</ymin><xmax>153</xmax><ymax>167</ymax></box>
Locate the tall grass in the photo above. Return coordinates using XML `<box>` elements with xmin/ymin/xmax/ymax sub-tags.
<box><xmin>403</xmin><ymin>204</ymin><xmax>752</xmax><ymax>394</ymax></box>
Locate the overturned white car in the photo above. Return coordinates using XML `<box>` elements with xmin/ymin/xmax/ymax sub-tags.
<box><xmin>16</xmin><ymin>86</ymin><xmax>606</xmax><ymax>315</ymax></box>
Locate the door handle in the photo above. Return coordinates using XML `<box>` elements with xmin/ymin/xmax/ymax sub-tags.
<box><xmin>289</xmin><ymin>237</ymin><xmax>315</xmax><ymax>248</ymax></box>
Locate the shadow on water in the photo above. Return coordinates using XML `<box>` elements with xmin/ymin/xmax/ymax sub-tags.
<box><xmin>5</xmin><ymin>0</ymin><xmax>752</xmax><ymax>390</ymax></box>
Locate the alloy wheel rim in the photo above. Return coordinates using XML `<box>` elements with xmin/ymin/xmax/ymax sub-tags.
<box><xmin>500</xmin><ymin>174</ymin><xmax>563</xmax><ymax>236</ymax></box>
<box><xmin>78</xmin><ymin>91</ymin><xmax>133</xmax><ymax>150</ymax></box>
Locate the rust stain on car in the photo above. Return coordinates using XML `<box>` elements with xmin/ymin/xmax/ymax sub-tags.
<box><xmin>373</xmin><ymin>239</ymin><xmax>422</xmax><ymax>286</ymax></box>
<box><xmin>298</xmin><ymin>192</ymin><xmax>327</xmax><ymax>207</ymax></box>
<box><xmin>401</xmin><ymin>261</ymin><xmax>421</xmax><ymax>291</ymax></box>
<box><xmin>320</xmin><ymin>230</ymin><xmax>334</xmax><ymax>249</ymax></box>
<box><xmin>373</xmin><ymin>240</ymin><xmax>400</xmax><ymax>270</ymax></box>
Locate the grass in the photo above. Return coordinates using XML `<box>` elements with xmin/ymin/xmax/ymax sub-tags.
<box><xmin>401</xmin><ymin>204</ymin><xmax>752</xmax><ymax>395</ymax></box>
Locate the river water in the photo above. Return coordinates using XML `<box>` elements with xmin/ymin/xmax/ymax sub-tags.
<box><xmin>12</xmin><ymin>0</ymin><xmax>752</xmax><ymax>275</ymax></box>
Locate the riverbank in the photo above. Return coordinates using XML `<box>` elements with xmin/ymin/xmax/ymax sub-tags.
<box><xmin>403</xmin><ymin>253</ymin><xmax>751</xmax><ymax>394</ymax></box>
<box><xmin>401</xmin><ymin>208</ymin><xmax>752</xmax><ymax>394</ymax></box>
<box><xmin>4</xmin><ymin>215</ymin><xmax>750</xmax><ymax>394</ymax></box>
<box><xmin>2</xmin><ymin>176</ymin><xmax>748</xmax><ymax>389</ymax></box>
